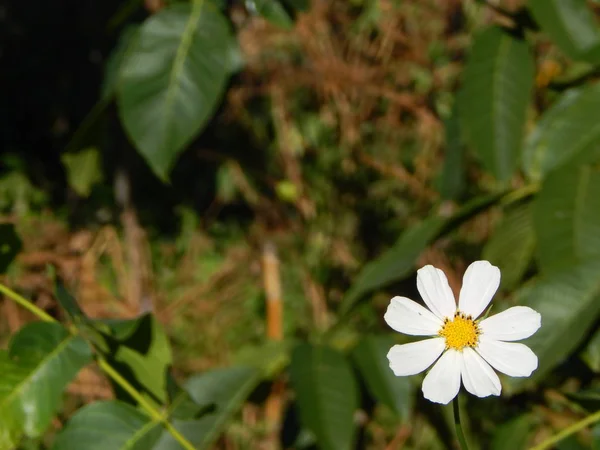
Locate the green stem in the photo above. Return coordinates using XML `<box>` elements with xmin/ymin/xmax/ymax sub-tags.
<box><xmin>453</xmin><ymin>396</ymin><xmax>470</xmax><ymax>450</ymax></box>
<box><xmin>0</xmin><ymin>283</ymin><xmax>56</xmax><ymax>323</ymax></box>
<box><xmin>529</xmin><ymin>409</ymin><xmax>600</xmax><ymax>450</ymax></box>
<box><xmin>0</xmin><ymin>282</ymin><xmax>197</xmax><ymax>450</ymax></box>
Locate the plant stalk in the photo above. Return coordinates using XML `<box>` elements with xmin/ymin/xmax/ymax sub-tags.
<box><xmin>453</xmin><ymin>396</ymin><xmax>470</xmax><ymax>450</ymax></box>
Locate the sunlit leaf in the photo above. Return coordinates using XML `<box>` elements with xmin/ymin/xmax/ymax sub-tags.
<box><xmin>458</xmin><ymin>26</ymin><xmax>534</xmax><ymax>182</ymax></box>
<box><xmin>0</xmin><ymin>322</ymin><xmax>92</xmax><ymax>448</ymax></box>
<box><xmin>523</xmin><ymin>85</ymin><xmax>600</xmax><ymax>180</ymax></box>
<box><xmin>290</xmin><ymin>344</ymin><xmax>358</xmax><ymax>450</ymax></box>
<box><xmin>51</xmin><ymin>401</ymin><xmax>162</xmax><ymax>450</ymax></box>
<box><xmin>529</xmin><ymin>0</ymin><xmax>600</xmax><ymax>64</ymax></box>
<box><xmin>61</xmin><ymin>147</ymin><xmax>103</xmax><ymax>197</ymax></box>
<box><xmin>505</xmin><ymin>260</ymin><xmax>600</xmax><ymax>392</ymax></box>
<box><xmin>352</xmin><ymin>335</ymin><xmax>412</xmax><ymax>420</ymax></box>
<box><xmin>533</xmin><ymin>164</ymin><xmax>600</xmax><ymax>273</ymax></box>
<box><xmin>483</xmin><ymin>202</ymin><xmax>535</xmax><ymax>290</ymax></box>
<box><xmin>117</xmin><ymin>2</ymin><xmax>236</xmax><ymax>180</ymax></box>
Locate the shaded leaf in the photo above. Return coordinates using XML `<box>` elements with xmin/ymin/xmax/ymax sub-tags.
<box><xmin>458</xmin><ymin>26</ymin><xmax>534</xmax><ymax>182</ymax></box>
<box><xmin>529</xmin><ymin>0</ymin><xmax>600</xmax><ymax>64</ymax></box>
<box><xmin>290</xmin><ymin>344</ymin><xmax>358</xmax><ymax>450</ymax></box>
<box><xmin>505</xmin><ymin>261</ymin><xmax>600</xmax><ymax>392</ymax></box>
<box><xmin>582</xmin><ymin>327</ymin><xmax>600</xmax><ymax>372</ymax></box>
<box><xmin>0</xmin><ymin>322</ymin><xmax>92</xmax><ymax>448</ymax></box>
<box><xmin>483</xmin><ymin>202</ymin><xmax>535</xmax><ymax>290</ymax></box>
<box><xmin>533</xmin><ymin>164</ymin><xmax>600</xmax><ymax>273</ymax></box>
<box><xmin>117</xmin><ymin>3</ymin><xmax>236</xmax><ymax>180</ymax></box>
<box><xmin>102</xmin><ymin>25</ymin><xmax>140</xmax><ymax>101</ymax></box>
<box><xmin>0</xmin><ymin>223</ymin><xmax>22</xmax><ymax>274</ymax></box>
<box><xmin>340</xmin><ymin>193</ymin><xmax>504</xmax><ymax>314</ymax></box>
<box><xmin>51</xmin><ymin>401</ymin><xmax>162</xmax><ymax>450</ymax></box>
<box><xmin>567</xmin><ymin>387</ymin><xmax>600</xmax><ymax>412</ymax></box>
<box><xmin>523</xmin><ymin>85</ymin><xmax>600</xmax><ymax>180</ymax></box>
<box><xmin>438</xmin><ymin>106</ymin><xmax>465</xmax><ymax>200</ymax></box>
<box><xmin>155</xmin><ymin>366</ymin><xmax>261</xmax><ymax>449</ymax></box>
<box><xmin>352</xmin><ymin>335</ymin><xmax>412</xmax><ymax>420</ymax></box>
<box><xmin>491</xmin><ymin>415</ymin><xmax>533</xmax><ymax>450</ymax></box>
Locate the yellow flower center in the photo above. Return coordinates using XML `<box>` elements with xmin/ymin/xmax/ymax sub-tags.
<box><xmin>439</xmin><ymin>311</ymin><xmax>480</xmax><ymax>350</ymax></box>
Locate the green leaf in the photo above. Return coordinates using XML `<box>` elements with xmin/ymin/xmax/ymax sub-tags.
<box><xmin>567</xmin><ymin>387</ymin><xmax>600</xmax><ymax>412</ymax></box>
<box><xmin>505</xmin><ymin>260</ymin><xmax>600</xmax><ymax>392</ymax></box>
<box><xmin>533</xmin><ymin>164</ymin><xmax>600</xmax><ymax>273</ymax></box>
<box><xmin>290</xmin><ymin>344</ymin><xmax>358</xmax><ymax>450</ymax></box>
<box><xmin>249</xmin><ymin>0</ymin><xmax>294</xmax><ymax>29</ymax></box>
<box><xmin>0</xmin><ymin>322</ymin><xmax>92</xmax><ymax>448</ymax></box>
<box><xmin>528</xmin><ymin>0</ymin><xmax>600</xmax><ymax>64</ymax></box>
<box><xmin>582</xmin><ymin>327</ymin><xmax>600</xmax><ymax>372</ymax></box>
<box><xmin>523</xmin><ymin>85</ymin><xmax>600</xmax><ymax>180</ymax></box>
<box><xmin>51</xmin><ymin>401</ymin><xmax>162</xmax><ymax>450</ymax></box>
<box><xmin>352</xmin><ymin>335</ymin><xmax>412</xmax><ymax>420</ymax></box>
<box><xmin>491</xmin><ymin>415</ymin><xmax>533</xmax><ymax>450</ymax></box>
<box><xmin>457</xmin><ymin>26</ymin><xmax>534</xmax><ymax>182</ymax></box>
<box><xmin>438</xmin><ymin>106</ymin><xmax>465</xmax><ymax>200</ymax></box>
<box><xmin>154</xmin><ymin>366</ymin><xmax>261</xmax><ymax>449</ymax></box>
<box><xmin>61</xmin><ymin>147</ymin><xmax>103</xmax><ymax>198</ymax></box>
<box><xmin>101</xmin><ymin>314</ymin><xmax>173</xmax><ymax>404</ymax></box>
<box><xmin>483</xmin><ymin>202</ymin><xmax>535</xmax><ymax>290</ymax></box>
<box><xmin>0</xmin><ymin>223</ymin><xmax>22</xmax><ymax>274</ymax></box>
<box><xmin>339</xmin><ymin>193</ymin><xmax>505</xmax><ymax>314</ymax></box>
<box><xmin>117</xmin><ymin>2</ymin><xmax>236</xmax><ymax>180</ymax></box>
<box><xmin>102</xmin><ymin>25</ymin><xmax>140</xmax><ymax>101</ymax></box>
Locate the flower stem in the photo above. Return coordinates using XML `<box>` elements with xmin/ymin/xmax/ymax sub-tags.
<box><xmin>453</xmin><ymin>396</ymin><xmax>470</xmax><ymax>450</ymax></box>
<box><xmin>529</xmin><ymin>408</ymin><xmax>600</xmax><ymax>450</ymax></box>
<box><xmin>0</xmin><ymin>283</ymin><xmax>56</xmax><ymax>323</ymax></box>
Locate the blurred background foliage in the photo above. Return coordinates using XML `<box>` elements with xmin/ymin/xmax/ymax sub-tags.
<box><xmin>1</xmin><ymin>0</ymin><xmax>600</xmax><ymax>448</ymax></box>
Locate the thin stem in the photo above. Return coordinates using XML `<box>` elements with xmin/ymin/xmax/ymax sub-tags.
<box><xmin>453</xmin><ymin>396</ymin><xmax>470</xmax><ymax>450</ymax></box>
<box><xmin>0</xmin><ymin>283</ymin><xmax>56</xmax><ymax>323</ymax></box>
<box><xmin>97</xmin><ymin>358</ymin><xmax>197</xmax><ymax>450</ymax></box>
<box><xmin>529</xmin><ymin>409</ymin><xmax>600</xmax><ymax>450</ymax></box>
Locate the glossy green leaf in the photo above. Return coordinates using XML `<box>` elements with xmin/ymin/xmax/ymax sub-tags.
<box><xmin>523</xmin><ymin>85</ymin><xmax>600</xmax><ymax>180</ymax></box>
<box><xmin>290</xmin><ymin>344</ymin><xmax>358</xmax><ymax>450</ymax></box>
<box><xmin>529</xmin><ymin>0</ymin><xmax>600</xmax><ymax>64</ymax></box>
<box><xmin>51</xmin><ymin>401</ymin><xmax>162</xmax><ymax>450</ymax></box>
<box><xmin>458</xmin><ymin>26</ymin><xmax>534</xmax><ymax>182</ymax></box>
<box><xmin>117</xmin><ymin>2</ymin><xmax>236</xmax><ymax>180</ymax></box>
<box><xmin>582</xmin><ymin>327</ymin><xmax>600</xmax><ymax>372</ymax></box>
<box><xmin>533</xmin><ymin>164</ymin><xmax>600</xmax><ymax>273</ymax></box>
<box><xmin>352</xmin><ymin>335</ymin><xmax>412</xmax><ymax>420</ymax></box>
<box><xmin>505</xmin><ymin>260</ymin><xmax>600</xmax><ymax>392</ymax></box>
<box><xmin>0</xmin><ymin>223</ymin><xmax>22</xmax><ymax>274</ymax></box>
<box><xmin>154</xmin><ymin>366</ymin><xmax>261</xmax><ymax>449</ymax></box>
<box><xmin>249</xmin><ymin>0</ymin><xmax>294</xmax><ymax>29</ymax></box>
<box><xmin>483</xmin><ymin>202</ymin><xmax>535</xmax><ymax>290</ymax></box>
<box><xmin>491</xmin><ymin>415</ymin><xmax>533</xmax><ymax>450</ymax></box>
<box><xmin>0</xmin><ymin>322</ymin><xmax>92</xmax><ymax>448</ymax></box>
<box><xmin>102</xmin><ymin>314</ymin><xmax>173</xmax><ymax>404</ymax></box>
<box><xmin>340</xmin><ymin>193</ymin><xmax>504</xmax><ymax>314</ymax></box>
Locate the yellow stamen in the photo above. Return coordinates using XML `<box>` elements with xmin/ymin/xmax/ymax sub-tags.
<box><xmin>439</xmin><ymin>311</ymin><xmax>480</xmax><ymax>350</ymax></box>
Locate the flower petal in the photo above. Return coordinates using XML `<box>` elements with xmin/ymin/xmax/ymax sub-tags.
<box><xmin>479</xmin><ymin>306</ymin><xmax>541</xmax><ymax>342</ymax></box>
<box><xmin>421</xmin><ymin>349</ymin><xmax>462</xmax><ymax>404</ymax></box>
<box><xmin>458</xmin><ymin>261</ymin><xmax>500</xmax><ymax>319</ymax></box>
<box><xmin>476</xmin><ymin>337</ymin><xmax>538</xmax><ymax>377</ymax></box>
<box><xmin>416</xmin><ymin>265</ymin><xmax>457</xmax><ymax>320</ymax></box>
<box><xmin>461</xmin><ymin>347</ymin><xmax>501</xmax><ymax>398</ymax></box>
<box><xmin>387</xmin><ymin>338</ymin><xmax>445</xmax><ymax>376</ymax></box>
<box><xmin>384</xmin><ymin>296</ymin><xmax>443</xmax><ymax>336</ymax></box>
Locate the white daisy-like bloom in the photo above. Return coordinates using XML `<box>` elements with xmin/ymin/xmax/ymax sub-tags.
<box><xmin>384</xmin><ymin>260</ymin><xmax>541</xmax><ymax>405</ymax></box>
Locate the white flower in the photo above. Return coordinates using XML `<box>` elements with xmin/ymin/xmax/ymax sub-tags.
<box><xmin>384</xmin><ymin>260</ymin><xmax>541</xmax><ymax>405</ymax></box>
